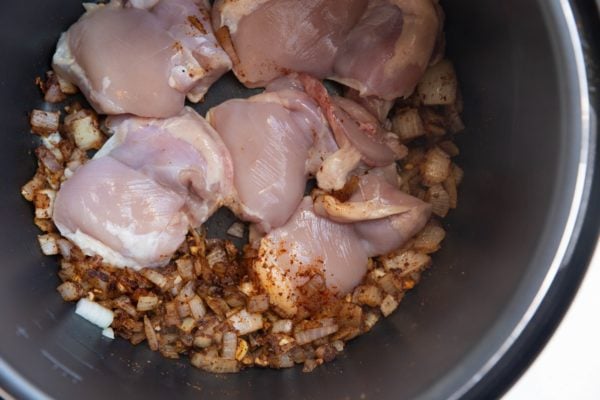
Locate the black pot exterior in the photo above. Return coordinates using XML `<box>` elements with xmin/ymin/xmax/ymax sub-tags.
<box><xmin>0</xmin><ymin>1</ymin><xmax>597</xmax><ymax>399</ymax></box>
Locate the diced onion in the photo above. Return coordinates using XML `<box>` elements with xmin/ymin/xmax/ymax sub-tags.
<box><xmin>413</xmin><ymin>223</ymin><xmax>446</xmax><ymax>254</ymax></box>
<box><xmin>34</xmin><ymin>189</ymin><xmax>56</xmax><ymax>219</ymax></box>
<box><xmin>294</xmin><ymin>321</ymin><xmax>339</xmax><ymax>346</ymax></box>
<box><xmin>221</xmin><ymin>332</ymin><xmax>237</xmax><ymax>360</ymax></box>
<box><xmin>226</xmin><ymin>222</ymin><xmax>245</xmax><ymax>239</ymax></box>
<box><xmin>228</xmin><ymin>309</ymin><xmax>263</xmax><ymax>335</ymax></box>
<box><xmin>380</xmin><ymin>295</ymin><xmax>400</xmax><ymax>317</ymax></box>
<box><xmin>247</xmin><ymin>294</ymin><xmax>269</xmax><ymax>313</ymax></box>
<box><xmin>191</xmin><ymin>353</ymin><xmax>240</xmax><ymax>374</ymax></box>
<box><xmin>75</xmin><ymin>298</ymin><xmax>114</xmax><ymax>329</ymax></box>
<box><xmin>65</xmin><ymin>110</ymin><xmax>103</xmax><ymax>151</ymax></box>
<box><xmin>38</xmin><ymin>234</ymin><xmax>59</xmax><ymax>256</ymax></box>
<box><xmin>380</xmin><ymin>250</ymin><xmax>431</xmax><ymax>276</ymax></box>
<box><xmin>30</xmin><ymin>109</ymin><xmax>60</xmax><ymax>136</ymax></box>
<box><xmin>140</xmin><ymin>269</ymin><xmax>168</xmax><ymax>290</ymax></box>
<box><xmin>417</xmin><ymin>59</ymin><xmax>458</xmax><ymax>105</ymax></box>
<box><xmin>189</xmin><ymin>295</ymin><xmax>207</xmax><ymax>320</ymax></box>
<box><xmin>392</xmin><ymin>108</ymin><xmax>425</xmax><ymax>141</ymax></box>
<box><xmin>57</xmin><ymin>281</ymin><xmax>81</xmax><ymax>302</ymax></box>
<box><xmin>136</xmin><ymin>295</ymin><xmax>159</xmax><ymax>312</ymax></box>
<box><xmin>271</xmin><ymin>319</ymin><xmax>293</xmax><ymax>334</ymax></box>
<box><xmin>143</xmin><ymin>315</ymin><xmax>159</xmax><ymax>351</ymax></box>
<box><xmin>102</xmin><ymin>327</ymin><xmax>115</xmax><ymax>339</ymax></box>
<box><xmin>426</xmin><ymin>184</ymin><xmax>451</xmax><ymax>218</ymax></box>
<box><xmin>421</xmin><ymin>147</ymin><xmax>451</xmax><ymax>186</ymax></box>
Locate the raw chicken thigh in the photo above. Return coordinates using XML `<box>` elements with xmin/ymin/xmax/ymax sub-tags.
<box><xmin>53</xmin><ymin>157</ymin><xmax>189</xmax><ymax>269</ymax></box>
<box><xmin>213</xmin><ymin>0</ymin><xmax>440</xmax><ymax>100</ymax></box>
<box><xmin>103</xmin><ymin>107</ymin><xmax>235</xmax><ymax>225</ymax></box>
<box><xmin>53</xmin><ymin>0</ymin><xmax>231</xmax><ymax>118</ymax></box>
<box><xmin>256</xmin><ymin>171</ymin><xmax>431</xmax><ymax>316</ymax></box>
<box><xmin>331</xmin><ymin>0</ymin><xmax>440</xmax><ymax>100</ymax></box>
<box><xmin>253</xmin><ymin>197</ymin><xmax>369</xmax><ymax>317</ymax></box>
<box><xmin>53</xmin><ymin>108</ymin><xmax>234</xmax><ymax>269</ymax></box>
<box><xmin>206</xmin><ymin>80</ymin><xmax>335</xmax><ymax>232</ymax></box>
<box><xmin>212</xmin><ymin>0</ymin><xmax>367</xmax><ymax>87</ymax></box>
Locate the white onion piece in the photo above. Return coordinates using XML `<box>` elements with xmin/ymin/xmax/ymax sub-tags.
<box><xmin>294</xmin><ymin>319</ymin><xmax>338</xmax><ymax>345</ymax></box>
<box><xmin>221</xmin><ymin>332</ymin><xmax>237</xmax><ymax>360</ymax></box>
<box><xmin>226</xmin><ymin>222</ymin><xmax>245</xmax><ymax>239</ymax></box>
<box><xmin>228</xmin><ymin>309</ymin><xmax>263</xmax><ymax>335</ymax></box>
<box><xmin>271</xmin><ymin>319</ymin><xmax>293</xmax><ymax>334</ymax></box>
<box><xmin>189</xmin><ymin>295</ymin><xmax>207</xmax><ymax>320</ymax></box>
<box><xmin>102</xmin><ymin>327</ymin><xmax>115</xmax><ymax>339</ymax></box>
<box><xmin>75</xmin><ymin>298</ymin><xmax>114</xmax><ymax>329</ymax></box>
<box><xmin>38</xmin><ymin>234</ymin><xmax>59</xmax><ymax>256</ymax></box>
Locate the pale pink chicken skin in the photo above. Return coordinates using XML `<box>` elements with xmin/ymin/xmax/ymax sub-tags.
<box><xmin>213</xmin><ymin>0</ymin><xmax>440</xmax><ymax>100</ymax></box>
<box><xmin>53</xmin><ymin>157</ymin><xmax>189</xmax><ymax>269</ymax></box>
<box><xmin>254</xmin><ymin>197</ymin><xmax>369</xmax><ymax>317</ymax></box>
<box><xmin>256</xmin><ymin>171</ymin><xmax>431</xmax><ymax>316</ymax></box>
<box><xmin>331</xmin><ymin>0</ymin><xmax>440</xmax><ymax>100</ymax></box>
<box><xmin>53</xmin><ymin>0</ymin><xmax>231</xmax><ymax>118</ymax></box>
<box><xmin>212</xmin><ymin>0</ymin><xmax>367</xmax><ymax>87</ymax></box>
<box><xmin>206</xmin><ymin>82</ymin><xmax>335</xmax><ymax>232</ymax></box>
<box><xmin>53</xmin><ymin>108</ymin><xmax>234</xmax><ymax>269</ymax></box>
<box><xmin>103</xmin><ymin>107</ymin><xmax>235</xmax><ymax>226</ymax></box>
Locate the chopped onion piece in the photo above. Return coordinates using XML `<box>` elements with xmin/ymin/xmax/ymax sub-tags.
<box><xmin>392</xmin><ymin>108</ymin><xmax>425</xmax><ymax>141</ymax></box>
<box><xmin>140</xmin><ymin>269</ymin><xmax>168</xmax><ymax>290</ymax></box>
<box><xmin>294</xmin><ymin>321</ymin><xmax>339</xmax><ymax>346</ymax></box>
<box><xmin>75</xmin><ymin>298</ymin><xmax>114</xmax><ymax>329</ymax></box>
<box><xmin>380</xmin><ymin>295</ymin><xmax>400</xmax><ymax>317</ymax></box>
<box><xmin>144</xmin><ymin>315</ymin><xmax>159</xmax><ymax>351</ymax></box>
<box><xmin>137</xmin><ymin>295</ymin><xmax>159</xmax><ymax>312</ymax></box>
<box><xmin>30</xmin><ymin>109</ymin><xmax>60</xmax><ymax>136</ymax></box>
<box><xmin>426</xmin><ymin>184</ymin><xmax>451</xmax><ymax>217</ymax></box>
<box><xmin>34</xmin><ymin>189</ymin><xmax>56</xmax><ymax>219</ymax></box>
<box><xmin>226</xmin><ymin>222</ymin><xmax>245</xmax><ymax>238</ymax></box>
<box><xmin>65</xmin><ymin>110</ymin><xmax>103</xmax><ymax>151</ymax></box>
<box><xmin>417</xmin><ymin>60</ymin><xmax>458</xmax><ymax>105</ymax></box>
<box><xmin>102</xmin><ymin>327</ymin><xmax>115</xmax><ymax>339</ymax></box>
<box><xmin>57</xmin><ymin>281</ymin><xmax>81</xmax><ymax>302</ymax></box>
<box><xmin>57</xmin><ymin>238</ymin><xmax>74</xmax><ymax>259</ymax></box>
<box><xmin>271</xmin><ymin>319</ymin><xmax>293</xmax><ymax>334</ymax></box>
<box><xmin>222</xmin><ymin>332</ymin><xmax>237</xmax><ymax>360</ymax></box>
<box><xmin>38</xmin><ymin>234</ymin><xmax>59</xmax><ymax>255</ymax></box>
<box><xmin>191</xmin><ymin>353</ymin><xmax>240</xmax><ymax>373</ymax></box>
<box><xmin>189</xmin><ymin>295</ymin><xmax>207</xmax><ymax>320</ymax></box>
<box><xmin>380</xmin><ymin>250</ymin><xmax>431</xmax><ymax>276</ymax></box>
<box><xmin>247</xmin><ymin>294</ymin><xmax>269</xmax><ymax>313</ymax></box>
<box><xmin>421</xmin><ymin>147</ymin><xmax>451</xmax><ymax>186</ymax></box>
<box><xmin>228</xmin><ymin>309</ymin><xmax>263</xmax><ymax>335</ymax></box>
<box><xmin>21</xmin><ymin>174</ymin><xmax>45</xmax><ymax>202</ymax></box>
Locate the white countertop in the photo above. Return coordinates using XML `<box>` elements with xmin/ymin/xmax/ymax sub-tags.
<box><xmin>504</xmin><ymin>241</ymin><xmax>600</xmax><ymax>399</ymax></box>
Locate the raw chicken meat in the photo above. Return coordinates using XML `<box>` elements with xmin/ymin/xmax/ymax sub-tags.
<box><xmin>253</xmin><ymin>197</ymin><xmax>369</xmax><ymax>317</ymax></box>
<box><xmin>102</xmin><ymin>107</ymin><xmax>235</xmax><ymax>225</ymax></box>
<box><xmin>53</xmin><ymin>108</ymin><xmax>234</xmax><ymax>269</ymax></box>
<box><xmin>212</xmin><ymin>0</ymin><xmax>367</xmax><ymax>87</ymax></box>
<box><xmin>53</xmin><ymin>0</ymin><xmax>231</xmax><ymax>118</ymax></box>
<box><xmin>213</xmin><ymin>0</ymin><xmax>440</xmax><ymax>100</ymax></box>
<box><xmin>299</xmin><ymin>74</ymin><xmax>406</xmax><ymax>191</ymax></box>
<box><xmin>331</xmin><ymin>0</ymin><xmax>441</xmax><ymax>100</ymax></box>
<box><xmin>316</xmin><ymin>171</ymin><xmax>432</xmax><ymax>257</ymax></box>
<box><xmin>207</xmin><ymin>82</ymin><xmax>334</xmax><ymax>232</ymax></box>
<box><xmin>53</xmin><ymin>157</ymin><xmax>189</xmax><ymax>269</ymax></box>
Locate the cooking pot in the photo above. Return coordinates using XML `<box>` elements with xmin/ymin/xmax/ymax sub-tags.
<box><xmin>0</xmin><ymin>0</ymin><xmax>598</xmax><ymax>399</ymax></box>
